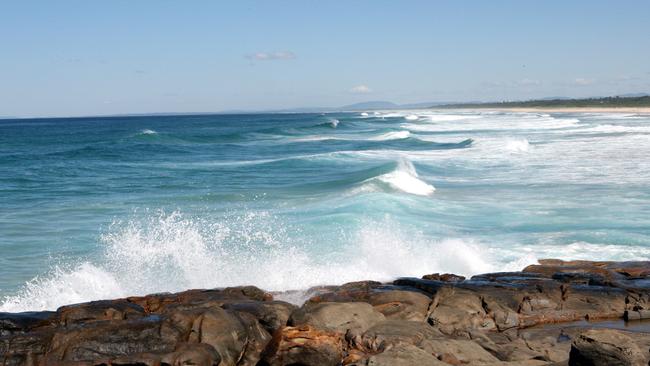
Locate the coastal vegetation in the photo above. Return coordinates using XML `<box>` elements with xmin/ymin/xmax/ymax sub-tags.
<box><xmin>439</xmin><ymin>95</ymin><xmax>650</xmax><ymax>109</ymax></box>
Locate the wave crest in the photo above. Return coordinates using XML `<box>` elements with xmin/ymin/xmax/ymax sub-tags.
<box><xmin>360</xmin><ymin>159</ymin><xmax>435</xmax><ymax>196</ymax></box>
<box><xmin>369</xmin><ymin>130</ymin><xmax>411</xmax><ymax>141</ymax></box>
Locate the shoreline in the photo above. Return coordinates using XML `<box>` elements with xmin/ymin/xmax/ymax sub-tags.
<box><xmin>2</xmin><ymin>259</ymin><xmax>650</xmax><ymax>365</ymax></box>
<box><xmin>438</xmin><ymin>106</ymin><xmax>650</xmax><ymax>114</ymax></box>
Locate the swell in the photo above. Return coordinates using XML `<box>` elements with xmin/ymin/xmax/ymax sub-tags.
<box><xmin>282</xmin><ymin>158</ymin><xmax>436</xmax><ymax>197</ymax></box>
<box><xmin>277</xmin><ymin>137</ymin><xmax>474</xmax><ymax>152</ymax></box>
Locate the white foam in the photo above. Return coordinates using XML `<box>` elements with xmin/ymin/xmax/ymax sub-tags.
<box><xmin>404</xmin><ymin>114</ymin><xmax>419</xmax><ymax>121</ymax></box>
<box><xmin>369</xmin><ymin>130</ymin><xmax>411</xmax><ymax>141</ymax></box>
<box><xmin>580</xmin><ymin>124</ymin><xmax>650</xmax><ymax>134</ymax></box>
<box><xmin>7</xmin><ymin>207</ymin><xmax>649</xmax><ymax>311</ymax></box>
<box><xmin>0</xmin><ymin>213</ymin><xmax>512</xmax><ymax>311</ymax></box>
<box><xmin>329</xmin><ymin>118</ymin><xmax>339</xmax><ymax>128</ymax></box>
<box><xmin>140</xmin><ymin>129</ymin><xmax>157</xmax><ymax>135</ymax></box>
<box><xmin>360</xmin><ymin>112</ymin><xmax>369</xmax><ymax>117</ymax></box>
<box><xmin>375</xmin><ymin>159</ymin><xmax>435</xmax><ymax>196</ymax></box>
<box><xmin>0</xmin><ymin>264</ymin><xmax>124</xmax><ymax>312</ymax></box>
<box><xmin>402</xmin><ymin>113</ymin><xmax>580</xmax><ymax>133</ymax></box>
<box><xmin>424</xmin><ymin>114</ymin><xmax>481</xmax><ymax>122</ymax></box>
<box><xmin>504</xmin><ymin>138</ymin><xmax>530</xmax><ymax>153</ymax></box>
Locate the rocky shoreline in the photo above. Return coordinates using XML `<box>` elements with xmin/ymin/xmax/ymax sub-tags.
<box><xmin>2</xmin><ymin>259</ymin><xmax>650</xmax><ymax>365</ymax></box>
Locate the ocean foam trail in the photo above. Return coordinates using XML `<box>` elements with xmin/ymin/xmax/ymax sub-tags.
<box><xmin>580</xmin><ymin>124</ymin><xmax>650</xmax><ymax>134</ymax></box>
<box><xmin>402</xmin><ymin>113</ymin><xmax>580</xmax><ymax>133</ymax></box>
<box><xmin>404</xmin><ymin>114</ymin><xmax>419</xmax><ymax>121</ymax></box>
<box><xmin>423</xmin><ymin>114</ymin><xmax>481</xmax><ymax>122</ymax></box>
<box><xmin>140</xmin><ymin>129</ymin><xmax>157</xmax><ymax>135</ymax></box>
<box><xmin>375</xmin><ymin>159</ymin><xmax>435</xmax><ymax>196</ymax></box>
<box><xmin>368</xmin><ymin>130</ymin><xmax>411</xmax><ymax>141</ymax></box>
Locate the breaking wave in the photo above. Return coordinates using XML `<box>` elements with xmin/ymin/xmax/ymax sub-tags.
<box><xmin>362</xmin><ymin>159</ymin><xmax>436</xmax><ymax>196</ymax></box>
<box><xmin>1</xmin><ymin>211</ymin><xmax>524</xmax><ymax>311</ymax></box>
<box><xmin>369</xmin><ymin>130</ymin><xmax>411</xmax><ymax>141</ymax></box>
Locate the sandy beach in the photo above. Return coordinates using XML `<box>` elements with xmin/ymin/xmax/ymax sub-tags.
<box><xmin>446</xmin><ymin>107</ymin><xmax>650</xmax><ymax>114</ymax></box>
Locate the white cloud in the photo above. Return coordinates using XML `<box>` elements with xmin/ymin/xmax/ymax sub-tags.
<box><xmin>574</xmin><ymin>78</ymin><xmax>595</xmax><ymax>86</ymax></box>
<box><xmin>517</xmin><ymin>78</ymin><xmax>541</xmax><ymax>86</ymax></box>
<box><xmin>481</xmin><ymin>79</ymin><xmax>541</xmax><ymax>88</ymax></box>
<box><xmin>246</xmin><ymin>51</ymin><xmax>296</xmax><ymax>61</ymax></box>
<box><xmin>349</xmin><ymin>85</ymin><xmax>372</xmax><ymax>94</ymax></box>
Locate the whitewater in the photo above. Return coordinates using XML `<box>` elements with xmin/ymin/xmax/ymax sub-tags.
<box><xmin>1</xmin><ymin>110</ymin><xmax>650</xmax><ymax>311</ymax></box>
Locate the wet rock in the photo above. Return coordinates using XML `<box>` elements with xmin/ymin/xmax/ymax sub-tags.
<box><xmin>162</xmin><ymin>342</ymin><xmax>222</xmax><ymax>366</ymax></box>
<box><xmin>46</xmin><ymin>315</ymin><xmax>180</xmax><ymax>363</ymax></box>
<box><xmin>421</xmin><ymin>338</ymin><xmax>500</xmax><ymax>364</ymax></box>
<box><xmin>262</xmin><ymin>325</ymin><xmax>344</xmax><ymax>366</ymax></box>
<box><xmin>188</xmin><ymin>307</ymin><xmax>271</xmax><ymax>366</ymax></box>
<box><xmin>127</xmin><ymin>285</ymin><xmax>273</xmax><ymax>313</ymax></box>
<box><xmin>355</xmin><ymin>343</ymin><xmax>446</xmax><ymax>365</ymax></box>
<box><xmin>0</xmin><ymin>328</ymin><xmax>54</xmax><ymax>366</ymax></box>
<box><xmin>359</xmin><ymin>320</ymin><xmax>443</xmax><ymax>352</ymax></box>
<box><xmin>426</xmin><ymin>286</ymin><xmax>496</xmax><ymax>334</ymax></box>
<box><xmin>222</xmin><ymin>300</ymin><xmax>297</xmax><ymax>334</ymax></box>
<box><xmin>569</xmin><ymin>329</ymin><xmax>647</xmax><ymax>366</ymax></box>
<box><xmin>308</xmin><ymin>282</ymin><xmax>432</xmax><ymax>322</ymax></box>
<box><xmin>290</xmin><ymin>302</ymin><xmax>386</xmax><ymax>333</ymax></box>
<box><xmin>367</xmin><ymin>289</ymin><xmax>432</xmax><ymax>321</ymax></box>
<box><xmin>3</xmin><ymin>260</ymin><xmax>650</xmax><ymax>365</ymax></box>
<box><xmin>56</xmin><ymin>299</ymin><xmax>145</xmax><ymax>325</ymax></box>
<box><xmin>422</xmin><ymin>273</ymin><xmax>466</xmax><ymax>283</ymax></box>
<box><xmin>0</xmin><ymin>311</ymin><xmax>55</xmax><ymax>336</ymax></box>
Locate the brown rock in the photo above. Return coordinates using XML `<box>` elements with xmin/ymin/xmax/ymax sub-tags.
<box><xmin>422</xmin><ymin>273</ymin><xmax>466</xmax><ymax>282</ymax></box>
<box><xmin>290</xmin><ymin>302</ymin><xmax>386</xmax><ymax>333</ymax></box>
<box><xmin>569</xmin><ymin>329</ymin><xmax>647</xmax><ymax>366</ymax></box>
<box><xmin>357</xmin><ymin>343</ymin><xmax>446</xmax><ymax>365</ymax></box>
<box><xmin>221</xmin><ymin>300</ymin><xmax>296</xmax><ymax>334</ymax></box>
<box><xmin>56</xmin><ymin>299</ymin><xmax>145</xmax><ymax>325</ymax></box>
<box><xmin>188</xmin><ymin>307</ymin><xmax>271</xmax><ymax>366</ymax></box>
<box><xmin>420</xmin><ymin>338</ymin><xmax>501</xmax><ymax>364</ymax></box>
<box><xmin>0</xmin><ymin>311</ymin><xmax>55</xmax><ymax>336</ymax></box>
<box><xmin>360</xmin><ymin>320</ymin><xmax>443</xmax><ymax>352</ymax></box>
<box><xmin>306</xmin><ymin>281</ymin><xmax>433</xmax><ymax>322</ymax></box>
<box><xmin>262</xmin><ymin>325</ymin><xmax>344</xmax><ymax>366</ymax></box>
<box><xmin>46</xmin><ymin>315</ymin><xmax>181</xmax><ymax>363</ymax></box>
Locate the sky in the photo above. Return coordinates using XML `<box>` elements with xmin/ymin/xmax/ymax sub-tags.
<box><xmin>1</xmin><ymin>0</ymin><xmax>649</xmax><ymax>117</ymax></box>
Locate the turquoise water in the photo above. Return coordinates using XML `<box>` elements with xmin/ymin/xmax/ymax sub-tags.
<box><xmin>1</xmin><ymin>110</ymin><xmax>650</xmax><ymax>311</ymax></box>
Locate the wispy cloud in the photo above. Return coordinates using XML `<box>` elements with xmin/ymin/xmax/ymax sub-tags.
<box><xmin>349</xmin><ymin>85</ymin><xmax>372</xmax><ymax>94</ymax></box>
<box><xmin>517</xmin><ymin>78</ymin><xmax>541</xmax><ymax>86</ymax></box>
<box><xmin>481</xmin><ymin>79</ymin><xmax>541</xmax><ymax>88</ymax></box>
<box><xmin>246</xmin><ymin>51</ymin><xmax>296</xmax><ymax>61</ymax></box>
<box><xmin>573</xmin><ymin>78</ymin><xmax>595</xmax><ymax>86</ymax></box>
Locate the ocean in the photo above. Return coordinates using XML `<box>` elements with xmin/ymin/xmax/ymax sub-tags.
<box><xmin>1</xmin><ymin>110</ymin><xmax>649</xmax><ymax>311</ymax></box>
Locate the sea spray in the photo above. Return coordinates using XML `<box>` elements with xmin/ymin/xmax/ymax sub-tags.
<box><xmin>1</xmin><ymin>211</ymin><xmax>520</xmax><ymax>311</ymax></box>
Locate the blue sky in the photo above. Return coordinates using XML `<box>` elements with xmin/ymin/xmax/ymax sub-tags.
<box><xmin>1</xmin><ymin>0</ymin><xmax>649</xmax><ymax>117</ymax></box>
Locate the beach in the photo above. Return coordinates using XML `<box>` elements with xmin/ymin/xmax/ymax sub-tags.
<box><xmin>453</xmin><ymin>107</ymin><xmax>650</xmax><ymax>114</ymax></box>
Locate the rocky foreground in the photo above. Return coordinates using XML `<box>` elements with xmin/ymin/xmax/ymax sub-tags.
<box><xmin>3</xmin><ymin>260</ymin><xmax>650</xmax><ymax>365</ymax></box>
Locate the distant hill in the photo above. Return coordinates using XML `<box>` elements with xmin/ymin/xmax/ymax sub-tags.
<box><xmin>438</xmin><ymin>95</ymin><xmax>650</xmax><ymax>109</ymax></box>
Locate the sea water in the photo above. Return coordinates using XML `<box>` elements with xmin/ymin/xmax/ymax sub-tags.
<box><xmin>1</xmin><ymin>110</ymin><xmax>650</xmax><ymax>311</ymax></box>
